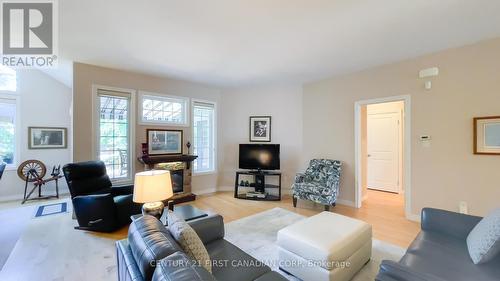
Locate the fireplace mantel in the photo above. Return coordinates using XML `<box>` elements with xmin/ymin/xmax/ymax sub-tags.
<box><xmin>138</xmin><ymin>154</ymin><xmax>198</xmax><ymax>170</ymax></box>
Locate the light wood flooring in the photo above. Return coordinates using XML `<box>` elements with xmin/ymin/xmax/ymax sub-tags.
<box><xmin>191</xmin><ymin>190</ymin><xmax>419</xmax><ymax>248</ymax></box>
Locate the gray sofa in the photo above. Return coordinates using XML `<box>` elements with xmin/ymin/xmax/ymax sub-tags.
<box><xmin>376</xmin><ymin>208</ymin><xmax>500</xmax><ymax>281</ymax></box>
<box><xmin>116</xmin><ymin>214</ymin><xmax>287</xmax><ymax>281</ymax></box>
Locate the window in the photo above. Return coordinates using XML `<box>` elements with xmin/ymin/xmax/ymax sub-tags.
<box><xmin>192</xmin><ymin>101</ymin><xmax>216</xmax><ymax>174</ymax></box>
<box><xmin>96</xmin><ymin>89</ymin><xmax>133</xmax><ymax>181</ymax></box>
<box><xmin>139</xmin><ymin>92</ymin><xmax>189</xmax><ymax>126</ymax></box>
<box><xmin>0</xmin><ymin>66</ymin><xmax>16</xmax><ymax>92</ymax></box>
<box><xmin>0</xmin><ymin>96</ymin><xmax>17</xmax><ymax>166</ymax></box>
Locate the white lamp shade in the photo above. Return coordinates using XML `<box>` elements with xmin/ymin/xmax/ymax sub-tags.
<box><xmin>133</xmin><ymin>170</ymin><xmax>173</xmax><ymax>203</ymax></box>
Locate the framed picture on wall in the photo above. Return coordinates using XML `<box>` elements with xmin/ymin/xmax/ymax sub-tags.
<box><xmin>28</xmin><ymin>127</ymin><xmax>67</xmax><ymax>149</ymax></box>
<box><xmin>474</xmin><ymin>116</ymin><xmax>500</xmax><ymax>155</ymax></box>
<box><xmin>249</xmin><ymin>116</ymin><xmax>271</xmax><ymax>142</ymax></box>
<box><xmin>147</xmin><ymin>129</ymin><xmax>183</xmax><ymax>155</ymax></box>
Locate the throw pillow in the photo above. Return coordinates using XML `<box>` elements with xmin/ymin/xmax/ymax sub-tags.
<box><xmin>466</xmin><ymin>208</ymin><xmax>500</xmax><ymax>264</ymax></box>
<box><xmin>167</xmin><ymin>211</ymin><xmax>212</xmax><ymax>273</ymax></box>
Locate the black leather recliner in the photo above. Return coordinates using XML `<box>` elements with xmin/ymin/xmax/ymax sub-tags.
<box><xmin>63</xmin><ymin>161</ymin><xmax>141</xmax><ymax>232</ymax></box>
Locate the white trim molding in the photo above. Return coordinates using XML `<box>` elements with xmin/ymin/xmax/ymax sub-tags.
<box><xmin>138</xmin><ymin>91</ymin><xmax>190</xmax><ymax>127</ymax></box>
<box><xmin>354</xmin><ymin>95</ymin><xmax>413</xmax><ymax>220</ymax></box>
<box><xmin>191</xmin><ymin>98</ymin><xmax>217</xmax><ymax>175</ymax></box>
<box><xmin>92</xmin><ymin>84</ymin><xmax>136</xmax><ymax>185</ymax></box>
<box><xmin>0</xmin><ymin>92</ymin><xmax>21</xmax><ymax>170</ymax></box>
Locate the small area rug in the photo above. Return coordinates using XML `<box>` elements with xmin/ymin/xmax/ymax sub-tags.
<box><xmin>225</xmin><ymin>207</ymin><xmax>406</xmax><ymax>281</ymax></box>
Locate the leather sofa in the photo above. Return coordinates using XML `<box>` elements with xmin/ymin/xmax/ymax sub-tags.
<box><xmin>63</xmin><ymin>161</ymin><xmax>142</xmax><ymax>232</ymax></box>
<box><xmin>116</xmin><ymin>214</ymin><xmax>288</xmax><ymax>281</ymax></box>
<box><xmin>376</xmin><ymin>208</ymin><xmax>500</xmax><ymax>281</ymax></box>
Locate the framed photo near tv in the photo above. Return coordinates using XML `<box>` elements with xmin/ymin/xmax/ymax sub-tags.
<box><xmin>474</xmin><ymin>116</ymin><xmax>500</xmax><ymax>155</ymax></box>
<box><xmin>249</xmin><ymin>116</ymin><xmax>271</xmax><ymax>142</ymax></box>
<box><xmin>147</xmin><ymin>129</ymin><xmax>183</xmax><ymax>155</ymax></box>
<box><xmin>28</xmin><ymin>127</ymin><xmax>67</xmax><ymax>149</ymax></box>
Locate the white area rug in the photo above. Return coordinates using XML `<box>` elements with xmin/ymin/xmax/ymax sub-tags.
<box><xmin>0</xmin><ymin>205</ymin><xmax>35</xmax><ymax>270</ymax></box>
<box><xmin>0</xmin><ymin>201</ymin><xmax>118</xmax><ymax>281</ymax></box>
<box><xmin>225</xmin><ymin>207</ymin><xmax>406</xmax><ymax>281</ymax></box>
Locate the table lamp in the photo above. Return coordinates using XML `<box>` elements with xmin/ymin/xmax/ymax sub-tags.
<box><xmin>133</xmin><ymin>170</ymin><xmax>173</xmax><ymax>219</ymax></box>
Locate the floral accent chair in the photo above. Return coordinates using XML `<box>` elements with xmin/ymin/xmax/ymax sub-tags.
<box><xmin>292</xmin><ymin>159</ymin><xmax>342</xmax><ymax>211</ymax></box>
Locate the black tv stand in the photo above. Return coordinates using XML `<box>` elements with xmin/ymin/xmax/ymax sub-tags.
<box><xmin>234</xmin><ymin>170</ymin><xmax>282</xmax><ymax>201</ymax></box>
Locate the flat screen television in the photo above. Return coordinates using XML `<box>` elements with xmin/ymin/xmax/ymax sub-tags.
<box><xmin>239</xmin><ymin>144</ymin><xmax>280</xmax><ymax>171</ymax></box>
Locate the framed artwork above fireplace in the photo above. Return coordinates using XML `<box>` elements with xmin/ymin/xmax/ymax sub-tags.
<box><xmin>146</xmin><ymin>129</ymin><xmax>183</xmax><ymax>155</ymax></box>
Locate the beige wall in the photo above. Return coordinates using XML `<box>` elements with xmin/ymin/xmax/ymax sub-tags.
<box><xmin>73</xmin><ymin>63</ymin><xmax>222</xmax><ymax>194</ymax></box>
<box><xmin>303</xmin><ymin>38</ymin><xmax>500</xmax><ymax>217</ymax></box>
<box><xmin>218</xmin><ymin>83</ymin><xmax>303</xmax><ymax>193</ymax></box>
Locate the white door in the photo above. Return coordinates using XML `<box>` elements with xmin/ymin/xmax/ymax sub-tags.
<box><xmin>367</xmin><ymin>111</ymin><xmax>401</xmax><ymax>193</ymax></box>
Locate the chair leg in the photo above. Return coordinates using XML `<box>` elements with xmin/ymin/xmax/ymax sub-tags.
<box><xmin>292</xmin><ymin>197</ymin><xmax>297</xmax><ymax>208</ymax></box>
<box><xmin>324</xmin><ymin>205</ymin><xmax>330</xmax><ymax>212</ymax></box>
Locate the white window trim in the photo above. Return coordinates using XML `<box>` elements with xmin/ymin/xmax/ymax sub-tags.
<box><xmin>138</xmin><ymin>91</ymin><xmax>190</xmax><ymax>127</ymax></box>
<box><xmin>0</xmin><ymin>92</ymin><xmax>21</xmax><ymax>170</ymax></box>
<box><xmin>192</xmin><ymin>99</ymin><xmax>217</xmax><ymax>176</ymax></box>
<box><xmin>92</xmin><ymin>85</ymin><xmax>136</xmax><ymax>185</ymax></box>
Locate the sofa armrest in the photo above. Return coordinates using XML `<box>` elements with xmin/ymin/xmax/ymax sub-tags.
<box><xmin>188</xmin><ymin>214</ymin><xmax>224</xmax><ymax>245</ymax></box>
<box><xmin>421</xmin><ymin>208</ymin><xmax>482</xmax><ymax>239</ymax></box>
<box><xmin>72</xmin><ymin>193</ymin><xmax>118</xmax><ymax>232</ymax></box>
<box><xmin>112</xmin><ymin>184</ymin><xmax>134</xmax><ymax>196</ymax></box>
<box><xmin>376</xmin><ymin>260</ymin><xmax>448</xmax><ymax>281</ymax></box>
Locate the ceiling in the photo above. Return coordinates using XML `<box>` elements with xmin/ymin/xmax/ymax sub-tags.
<box><xmin>56</xmin><ymin>0</ymin><xmax>500</xmax><ymax>87</ymax></box>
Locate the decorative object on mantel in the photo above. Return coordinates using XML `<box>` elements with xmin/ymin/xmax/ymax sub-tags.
<box><xmin>17</xmin><ymin>160</ymin><xmax>62</xmax><ymax>204</ymax></box>
<box><xmin>249</xmin><ymin>116</ymin><xmax>271</xmax><ymax>142</ymax></box>
<box><xmin>474</xmin><ymin>116</ymin><xmax>500</xmax><ymax>155</ymax></box>
<box><xmin>28</xmin><ymin>127</ymin><xmax>67</xmax><ymax>149</ymax></box>
<box><xmin>141</xmin><ymin>143</ymin><xmax>148</xmax><ymax>155</ymax></box>
<box><xmin>133</xmin><ymin>170</ymin><xmax>174</xmax><ymax>219</ymax></box>
<box><xmin>146</xmin><ymin>129</ymin><xmax>183</xmax><ymax>155</ymax></box>
<box><xmin>186</xmin><ymin>141</ymin><xmax>191</xmax><ymax>154</ymax></box>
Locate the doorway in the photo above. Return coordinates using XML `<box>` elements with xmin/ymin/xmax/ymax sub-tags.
<box><xmin>366</xmin><ymin>101</ymin><xmax>403</xmax><ymax>193</ymax></box>
<box><xmin>355</xmin><ymin>95</ymin><xmax>412</xmax><ymax>219</ymax></box>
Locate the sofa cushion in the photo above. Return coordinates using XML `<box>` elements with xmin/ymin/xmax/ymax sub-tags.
<box><xmin>205</xmin><ymin>239</ymin><xmax>271</xmax><ymax>281</ymax></box>
<box><xmin>466</xmin><ymin>208</ymin><xmax>500</xmax><ymax>264</ymax></box>
<box><xmin>128</xmin><ymin>215</ymin><xmax>182</xmax><ymax>280</ymax></box>
<box><xmin>401</xmin><ymin>231</ymin><xmax>500</xmax><ymax>280</ymax></box>
<box><xmin>152</xmin><ymin>252</ymin><xmax>216</xmax><ymax>281</ymax></box>
<box><xmin>167</xmin><ymin>211</ymin><xmax>212</xmax><ymax>273</ymax></box>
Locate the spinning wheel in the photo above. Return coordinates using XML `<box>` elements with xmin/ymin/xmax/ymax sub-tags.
<box><xmin>17</xmin><ymin>160</ymin><xmax>47</xmax><ymax>182</ymax></box>
<box><xmin>17</xmin><ymin>159</ymin><xmax>61</xmax><ymax>204</ymax></box>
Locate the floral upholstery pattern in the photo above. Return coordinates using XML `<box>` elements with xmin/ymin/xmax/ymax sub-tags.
<box><xmin>292</xmin><ymin>159</ymin><xmax>342</xmax><ymax>206</ymax></box>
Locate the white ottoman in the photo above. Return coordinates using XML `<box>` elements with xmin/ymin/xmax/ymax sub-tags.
<box><xmin>277</xmin><ymin>212</ymin><xmax>372</xmax><ymax>281</ymax></box>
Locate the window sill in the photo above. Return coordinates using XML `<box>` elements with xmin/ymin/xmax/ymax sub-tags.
<box><xmin>193</xmin><ymin>170</ymin><xmax>217</xmax><ymax>177</ymax></box>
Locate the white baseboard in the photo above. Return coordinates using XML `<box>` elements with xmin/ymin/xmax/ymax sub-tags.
<box><xmin>406</xmin><ymin>213</ymin><xmax>421</xmax><ymax>222</ymax></box>
<box><xmin>0</xmin><ymin>191</ymin><xmax>70</xmax><ymax>203</ymax></box>
<box><xmin>336</xmin><ymin>199</ymin><xmax>356</xmax><ymax>207</ymax></box>
<box><xmin>193</xmin><ymin>187</ymin><xmax>217</xmax><ymax>195</ymax></box>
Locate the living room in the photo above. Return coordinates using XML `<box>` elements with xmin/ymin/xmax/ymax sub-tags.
<box><xmin>0</xmin><ymin>1</ymin><xmax>499</xmax><ymax>281</ymax></box>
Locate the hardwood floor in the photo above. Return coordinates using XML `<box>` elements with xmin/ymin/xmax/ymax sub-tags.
<box><xmin>191</xmin><ymin>190</ymin><xmax>419</xmax><ymax>248</ymax></box>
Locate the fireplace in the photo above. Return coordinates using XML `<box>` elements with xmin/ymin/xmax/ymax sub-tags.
<box><xmin>138</xmin><ymin>154</ymin><xmax>198</xmax><ymax>204</ymax></box>
<box><xmin>171</xmin><ymin>169</ymin><xmax>184</xmax><ymax>193</ymax></box>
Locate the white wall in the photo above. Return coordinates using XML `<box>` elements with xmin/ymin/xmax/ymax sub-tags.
<box><xmin>0</xmin><ymin>70</ymin><xmax>72</xmax><ymax>201</ymax></box>
<box><xmin>219</xmin><ymin>83</ymin><xmax>303</xmax><ymax>193</ymax></box>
